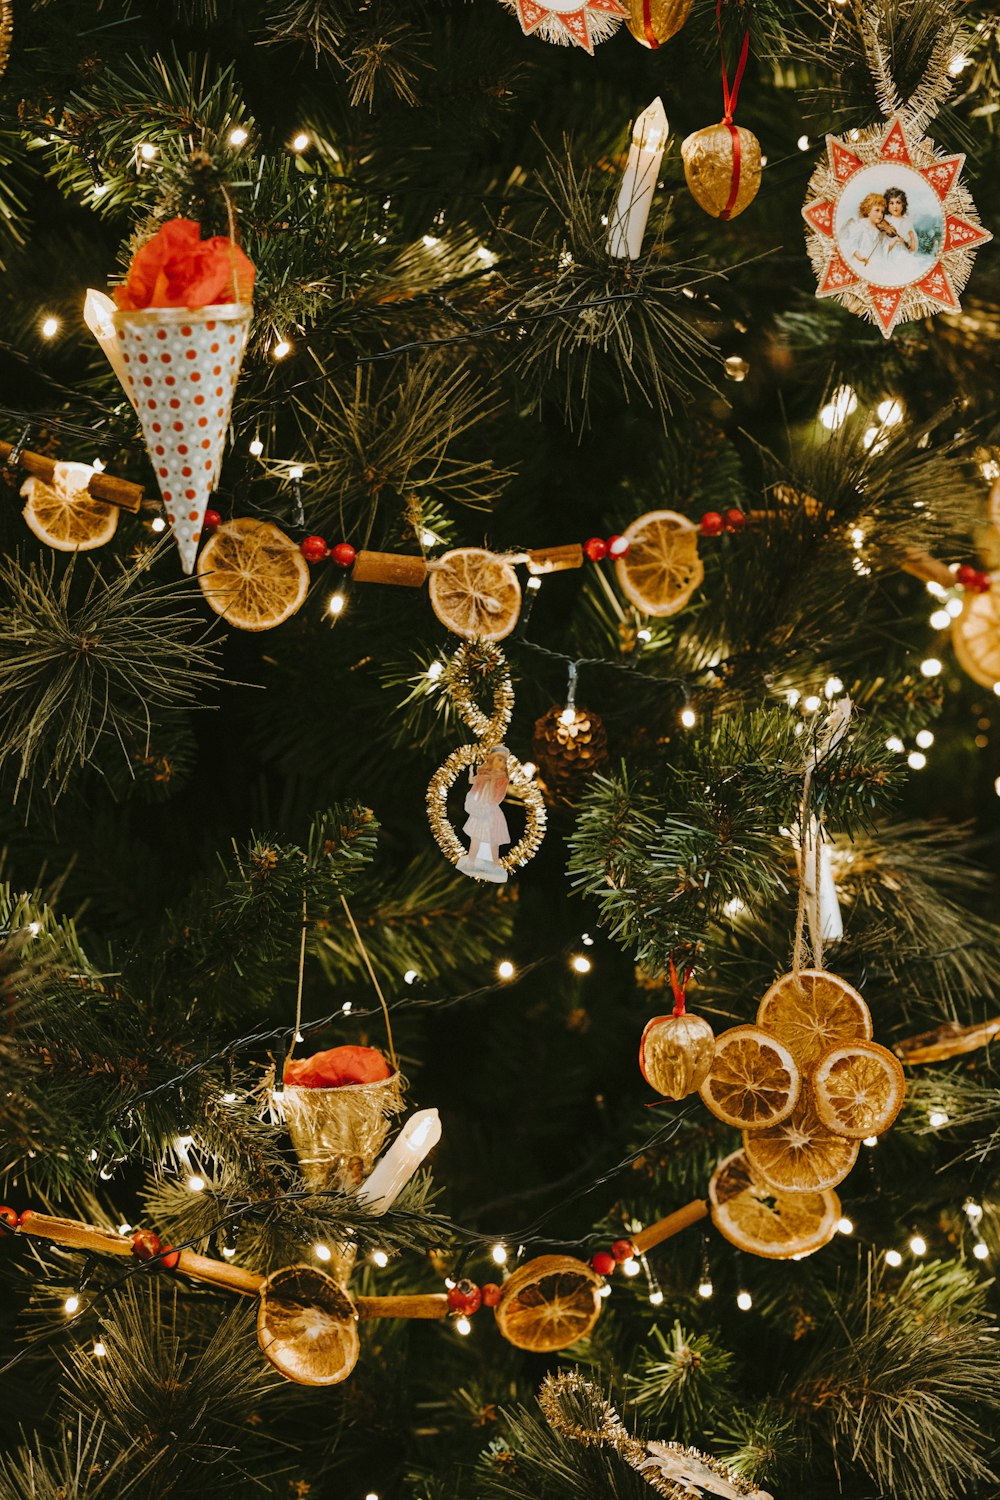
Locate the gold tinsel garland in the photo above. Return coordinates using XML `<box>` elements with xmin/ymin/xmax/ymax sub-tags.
<box><xmin>539</xmin><ymin>1371</ymin><xmax>772</xmax><ymax>1500</ymax></box>
<box><xmin>426</xmin><ymin>642</ymin><xmax>546</xmax><ymax>875</ymax></box>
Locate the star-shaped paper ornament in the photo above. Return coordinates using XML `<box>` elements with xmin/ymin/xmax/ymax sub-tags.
<box><xmin>802</xmin><ymin>115</ymin><xmax>991</xmax><ymax>338</ymax></box>
<box><xmin>499</xmin><ymin>0</ymin><xmax>627</xmax><ymax>53</ymax></box>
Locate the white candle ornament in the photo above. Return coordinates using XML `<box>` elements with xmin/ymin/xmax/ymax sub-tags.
<box><xmin>356</xmin><ymin>1108</ymin><xmax>442</xmax><ymax>1214</ymax></box>
<box><xmin>607</xmin><ymin>97</ymin><xmax>669</xmax><ymax>261</ymax></box>
<box><xmin>84</xmin><ymin>290</ymin><xmax>137</xmax><ymax>409</ymax></box>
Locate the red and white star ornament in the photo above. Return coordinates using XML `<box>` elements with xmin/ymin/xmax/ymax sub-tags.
<box><xmin>499</xmin><ymin>0</ymin><xmax>627</xmax><ymax>52</ymax></box>
<box><xmin>802</xmin><ymin>115</ymin><xmax>991</xmax><ymax>339</ymax></box>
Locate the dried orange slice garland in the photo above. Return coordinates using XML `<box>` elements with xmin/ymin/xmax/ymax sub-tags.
<box><xmin>614</xmin><ymin>510</ymin><xmax>704</xmax><ymax>617</ymax></box>
<box><xmin>21</xmin><ymin>464</ymin><xmax>119</xmax><ymax>552</ymax></box>
<box><xmin>257</xmin><ymin>1264</ymin><xmax>360</xmax><ymax>1385</ymax></box>
<box><xmin>197</xmin><ymin>517</ymin><xmax>309</xmax><ymax>631</ymax></box>
<box><xmin>428</xmin><ymin>547</ymin><xmax>522</xmax><ymax>641</ymax></box>
<box><xmin>698</xmin><ymin>1025</ymin><xmax>800</xmax><ymax>1129</ymax></box>
<box><xmin>493</xmin><ymin>1254</ymin><xmax>603</xmax><ymax>1353</ymax></box>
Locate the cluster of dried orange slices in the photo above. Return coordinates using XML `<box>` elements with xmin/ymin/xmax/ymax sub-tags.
<box><xmin>699</xmin><ymin>970</ymin><xmax>905</xmax><ymax>1255</ymax></box>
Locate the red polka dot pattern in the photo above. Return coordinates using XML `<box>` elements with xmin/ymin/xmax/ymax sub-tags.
<box><xmin>114</xmin><ymin>302</ymin><xmax>252</xmax><ymax>573</ymax></box>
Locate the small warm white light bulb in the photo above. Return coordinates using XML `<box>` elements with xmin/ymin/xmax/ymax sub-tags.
<box><xmin>597</xmin><ymin>1283</ymin><xmax>612</xmax><ymax>1299</ymax></box>
<box><xmin>909</xmin><ymin>1234</ymin><xmax>927</xmax><ymax>1256</ymax></box>
<box><xmin>288</xmin><ymin>465</ymin><xmax>304</xmax><ymax>481</ymax></box>
<box><xmin>836</xmin><ymin>1216</ymin><xmax>854</xmax><ymax>1235</ymax></box>
<box><xmin>697</xmin><ymin>1278</ymin><xmax>713</xmax><ymax>1299</ymax></box>
<box><xmin>819</xmin><ymin>385</ymin><xmax>857</xmax><ymax>431</ymax></box>
<box><xmin>41</xmin><ymin>316</ymin><xmax>60</xmax><ymax>338</ymax></box>
<box><xmin>328</xmin><ymin>593</ymin><xmax>345</xmax><ymax>616</ymax></box>
<box><xmin>885</xmin><ymin>1248</ymin><xmax>903</xmax><ymax>1267</ymax></box>
<box><xmin>292</xmin><ymin>132</ymin><xmax>310</xmax><ymax>151</ymax></box>
<box><xmin>824</xmin><ymin>676</ymin><xmax>843</xmax><ymax>698</ymax></box>
<box><xmin>622</xmin><ymin>1258</ymin><xmax>641</xmax><ymax>1278</ymax></box>
<box><xmin>920</xmin><ymin>658</ymin><xmax>942</xmax><ymax>677</ymax></box>
<box><xmin>973</xmin><ymin>1241</ymin><xmax>989</xmax><ymax>1260</ymax></box>
<box><xmin>64</xmin><ymin>1295</ymin><xmax>80</xmax><ymax>1314</ymax></box>
<box><xmin>229</xmin><ymin>126</ymin><xmax>249</xmax><ymax>146</ymax></box>
<box><xmin>365</xmin><ymin>1493</ymin><xmax>379</xmax><ymax>1500</ymax></box>
<box><xmin>803</xmin><ymin>695</ymin><xmax>822</xmax><ymax>713</ymax></box>
<box><xmin>491</xmin><ymin>1243</ymin><xmax>508</xmax><ymax>1265</ymax></box>
<box><xmin>915</xmin><ymin>730</ymin><xmax>934</xmax><ymax>749</ymax></box>
<box><xmin>476</xmin><ymin>246</ymin><xmax>496</xmax><ymax>264</ymax></box>
<box><xmin>342</xmin><ymin>1000</ymin><xmax>353</xmax><ymax>1015</ymax></box>
<box><xmin>139</xmin><ymin>143</ymin><xmax>157</xmax><ymax>161</ymax></box>
<box><xmin>581</xmin><ymin>932</ymin><xmax>594</xmax><ymax>946</ymax></box>
<box><xmin>422</xmin><ymin>234</ymin><xmax>440</xmax><ymax>248</ymax></box>
<box><xmin>249</xmin><ymin>437</ymin><xmax>264</xmax><ymax>456</ymax></box>
<box><xmin>315</xmin><ymin>1243</ymin><xmax>332</xmax><ymax>1261</ymax></box>
<box><xmin>907</xmin><ymin>751</ymin><xmax>927</xmax><ymax>771</ymax></box>
<box><xmin>680</xmin><ymin>707</ymin><xmax>697</xmax><ymax>728</ymax></box>
<box><xmin>863</xmin><ymin>1136</ymin><xmax>878</xmax><ymax>1148</ymax></box>
<box><xmin>929</xmin><ymin>609</ymin><xmax>951</xmax><ymax>630</ymax></box>
<box><xmin>929</xmin><ymin>1109</ymin><xmax>949</xmax><ymax>1128</ymax></box>
<box><xmin>527</xmin><ymin>576</ymin><xmax>542</xmax><ymax>592</ymax></box>
<box><xmin>559</xmin><ymin>706</ymin><xmax>577</xmax><ymax>726</ymax></box>
<box><xmin>272</xmin><ymin>338</ymin><xmax>292</xmax><ymax>360</ymax></box>
<box><xmin>222</xmin><ymin>1245</ymin><xmax>236</xmax><ymax>1258</ymax></box>
<box><xmin>151</xmin><ymin>516</ymin><xmax>166</xmax><ymax>533</ymax></box>
<box><xmin>497</xmin><ymin>960</ymin><xmax>515</xmax><ymax>981</ymax></box>
<box><xmin>427</xmin><ymin>660</ymin><xmax>444</xmax><ymax>681</ymax></box>
<box><xmin>404</xmin><ymin>969</ymin><xmax>419</xmax><ymax>985</ymax></box>
<box><xmin>796</xmin><ymin>134</ymin><xmax>810</xmax><ymax>151</ymax></box>
<box><xmin>371</xmin><ymin>1249</ymin><xmax>389</xmax><ymax>1268</ymax></box>
<box><xmin>877</xmin><ymin>398</ymin><xmax>903</xmax><ymax>425</ymax></box>
<box><xmin>222</xmin><ymin>1092</ymin><xmax>237</xmax><ymax>1104</ymax></box>
<box><xmin>649</xmin><ymin>1289</ymin><xmax>664</xmax><ymax>1306</ymax></box>
<box><xmin>636</xmin><ymin>627</ymin><xmax>653</xmax><ymax>643</ymax></box>
<box><xmin>521</xmin><ymin>761</ymin><xmax>537</xmax><ymax>779</ymax></box>
<box><xmin>571</xmin><ymin>955</ymin><xmax>592</xmax><ymax>975</ymax></box>
<box><xmin>188</xmin><ymin>1174</ymin><xmax>206</xmax><ymax>1192</ymax></box>
<box><xmin>455</xmin><ymin>1315</ymin><xmax>472</xmax><ymax>1336</ymax></box>
<box><xmin>786</xmin><ymin>689</ymin><xmax>801</xmax><ymax>706</ymax></box>
<box><xmin>93</xmin><ymin>1340</ymin><xmax>107</xmax><ymax>1357</ymax></box>
<box><xmin>736</xmin><ymin>1290</ymin><xmax>753</xmax><ymax>1311</ymax></box>
<box><xmin>885</xmin><ymin>736</ymin><xmax>904</xmax><ymax>753</ymax></box>
<box><xmin>947</xmin><ymin>597</ymin><xmax>964</xmax><ymax>619</ymax></box>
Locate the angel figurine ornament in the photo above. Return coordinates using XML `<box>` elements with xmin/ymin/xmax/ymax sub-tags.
<box><xmin>457</xmin><ymin>746</ymin><xmax>511</xmax><ymax>883</ymax></box>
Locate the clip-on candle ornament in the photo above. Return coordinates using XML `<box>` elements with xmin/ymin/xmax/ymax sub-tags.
<box><xmin>607</xmin><ymin>97</ymin><xmax>669</xmax><ymax>260</ymax></box>
<box><xmin>681</xmin><ymin>1</ymin><xmax>760</xmax><ymax>220</ymax></box>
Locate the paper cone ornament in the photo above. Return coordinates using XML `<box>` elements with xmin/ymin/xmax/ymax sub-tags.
<box><xmin>113</xmin><ymin>302</ymin><xmax>252</xmax><ymax>572</ymax></box>
<box><xmin>84</xmin><ymin>290</ymin><xmax>138</xmax><ymax>410</ymax></box>
<box><xmin>280</xmin><ymin>1071</ymin><xmax>404</xmax><ymax>1195</ymax></box>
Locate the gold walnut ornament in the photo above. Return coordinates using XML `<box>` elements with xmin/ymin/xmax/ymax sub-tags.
<box><xmin>639</xmin><ymin>962</ymin><xmax>715</xmax><ymax>1101</ymax></box>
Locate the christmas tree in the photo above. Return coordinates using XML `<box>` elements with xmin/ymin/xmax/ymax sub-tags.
<box><xmin>1</xmin><ymin>0</ymin><xmax>1000</xmax><ymax>1495</ymax></box>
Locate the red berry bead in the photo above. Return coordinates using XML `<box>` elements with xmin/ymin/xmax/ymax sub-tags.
<box><xmin>0</xmin><ymin>1206</ymin><xmax>18</xmax><ymax>1234</ymax></box>
<box><xmin>584</xmin><ymin>537</ymin><xmax>608</xmax><ymax>562</ymax></box>
<box><xmin>607</xmin><ymin>534</ymin><xmax>629</xmax><ymax>559</ymax></box>
<box><xmin>446</xmin><ymin>1278</ymin><xmax>482</xmax><ymax>1315</ymax></box>
<box><xmin>700</xmin><ymin>511</ymin><xmax>724</xmax><ymax>537</ymax></box>
<box><xmin>611</xmin><ymin>1238</ymin><xmax>635</xmax><ymax>1263</ymax></box>
<box><xmin>591</xmin><ymin>1249</ymin><xmax>616</xmax><ymax>1276</ymax></box>
<box><xmin>480</xmin><ymin>1282</ymin><xmax>502</xmax><ymax>1307</ymax></box>
<box><xmin>159</xmin><ymin>1244</ymin><xmax>181</xmax><ymax>1271</ymax></box>
<box><xmin>974</xmin><ymin>571</ymin><xmax>992</xmax><ymax>593</ymax></box>
<box><xmin>203</xmin><ymin>508</ymin><xmax>222</xmax><ymax>532</ymax></box>
<box><xmin>300</xmin><ymin>535</ymin><xmax>328</xmax><ymax>564</ymax></box>
<box><xmin>331</xmin><ymin>542</ymin><xmax>356</xmax><ymax>568</ymax></box>
<box><xmin>131</xmin><ymin>1228</ymin><xmax>162</xmax><ymax>1262</ymax></box>
<box><xmin>724</xmin><ymin>508</ymin><xmax>746</xmax><ymax>532</ymax></box>
<box><xmin>956</xmin><ymin>564</ymin><xmax>979</xmax><ymax>588</ymax></box>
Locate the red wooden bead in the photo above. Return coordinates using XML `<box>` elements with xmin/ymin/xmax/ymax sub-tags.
<box><xmin>956</xmin><ymin>564</ymin><xmax>979</xmax><ymax>587</ymax></box>
<box><xmin>480</xmin><ymin>1282</ymin><xmax>502</xmax><ymax>1307</ymax></box>
<box><xmin>591</xmin><ymin>1249</ymin><xmax>616</xmax><ymax>1276</ymax></box>
<box><xmin>584</xmin><ymin>537</ymin><xmax>608</xmax><ymax>562</ymax></box>
<box><xmin>700</xmin><ymin>511</ymin><xmax>724</xmax><ymax>537</ymax></box>
<box><xmin>331</xmin><ymin>542</ymin><xmax>356</xmax><ymax>568</ymax></box>
<box><xmin>974</xmin><ymin>571</ymin><xmax>992</xmax><ymax>593</ymax></box>
<box><xmin>159</xmin><ymin>1244</ymin><xmax>181</xmax><ymax>1271</ymax></box>
<box><xmin>724</xmin><ymin>508</ymin><xmax>746</xmax><ymax>532</ymax></box>
<box><xmin>203</xmin><ymin>508</ymin><xmax>222</xmax><ymax>532</ymax></box>
<box><xmin>607</xmin><ymin>534</ymin><xmax>629</xmax><ymax>559</ymax></box>
<box><xmin>300</xmin><ymin>535</ymin><xmax>328</xmax><ymax>564</ymax></box>
<box><xmin>611</xmin><ymin>1238</ymin><xmax>635</xmax><ymax>1263</ymax></box>
<box><xmin>446</xmin><ymin>1278</ymin><xmax>482</xmax><ymax>1315</ymax></box>
<box><xmin>0</xmin><ymin>1206</ymin><xmax>18</xmax><ymax>1233</ymax></box>
<box><xmin>131</xmin><ymin>1228</ymin><xmax>162</xmax><ymax>1261</ymax></box>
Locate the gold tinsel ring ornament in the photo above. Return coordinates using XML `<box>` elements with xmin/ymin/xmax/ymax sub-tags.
<box><xmin>539</xmin><ymin>1371</ymin><xmax>773</xmax><ymax>1500</ymax></box>
<box><xmin>426</xmin><ymin>643</ymin><xmax>546</xmax><ymax>875</ymax></box>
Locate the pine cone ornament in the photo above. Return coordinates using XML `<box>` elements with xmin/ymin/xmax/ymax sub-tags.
<box><xmin>532</xmin><ymin>705</ymin><xmax>609</xmax><ymax>804</ymax></box>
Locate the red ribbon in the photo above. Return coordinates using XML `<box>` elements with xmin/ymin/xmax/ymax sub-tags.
<box><xmin>669</xmin><ymin>956</ymin><xmax>692</xmax><ymax>1017</ymax></box>
<box><xmin>641</xmin><ymin>0</ymin><xmax>659</xmax><ymax>47</ymax></box>
<box><xmin>716</xmin><ymin>0</ymin><xmax>751</xmax><ymax>222</ymax></box>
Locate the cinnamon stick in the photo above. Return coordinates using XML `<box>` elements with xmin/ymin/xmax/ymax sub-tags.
<box><xmin>0</xmin><ymin>440</ymin><xmax>144</xmax><ymax>514</ymax></box>
<box><xmin>632</xmin><ymin>1198</ymin><xmax>709</xmax><ymax>1254</ymax></box>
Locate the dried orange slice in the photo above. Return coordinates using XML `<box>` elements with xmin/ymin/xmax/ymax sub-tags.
<box><xmin>698</xmin><ymin>1024</ymin><xmax>800</xmax><ymax>1129</ymax></box>
<box><xmin>709</xmin><ymin>1149</ymin><xmax>841</xmax><ymax>1260</ymax></box>
<box><xmin>493</xmin><ymin>1254</ymin><xmax>602</xmax><ymax>1353</ymax></box>
<box><xmin>756</xmin><ymin>969</ymin><xmax>872</xmax><ymax>1072</ymax></box>
<box><xmin>197</xmin><ymin>518</ymin><xmax>309</xmax><ymax>632</ymax></box>
<box><xmin>614</xmin><ymin>510</ymin><xmax>704</xmax><ymax>618</ymax></box>
<box><xmin>952</xmin><ymin>584</ymin><xmax>1000</xmax><ymax>691</ymax></box>
<box><xmin>743</xmin><ymin>1093</ymin><xmax>859</xmax><ymax>1193</ymax></box>
<box><xmin>21</xmin><ymin>470</ymin><xmax>118</xmax><ymax>552</ymax></box>
<box><xmin>257</xmin><ymin>1265</ymin><xmax>360</xmax><ymax>1386</ymax></box>
<box><xmin>427</xmin><ymin>548</ymin><xmax>521</xmax><ymax>641</ymax></box>
<box><xmin>812</xmin><ymin>1039</ymin><xmax>906</xmax><ymax>1139</ymax></box>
